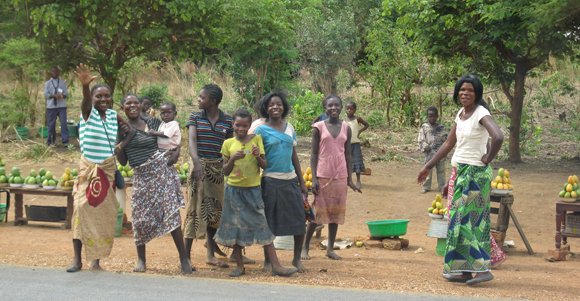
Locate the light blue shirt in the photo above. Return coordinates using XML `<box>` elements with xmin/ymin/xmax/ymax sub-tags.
<box><xmin>254</xmin><ymin>123</ymin><xmax>297</xmax><ymax>174</ymax></box>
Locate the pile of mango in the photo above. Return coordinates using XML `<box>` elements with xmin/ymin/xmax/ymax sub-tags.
<box><xmin>559</xmin><ymin>175</ymin><xmax>580</xmax><ymax>199</ymax></box>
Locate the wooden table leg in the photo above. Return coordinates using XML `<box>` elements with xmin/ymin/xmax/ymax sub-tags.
<box><xmin>63</xmin><ymin>194</ymin><xmax>74</xmax><ymax>229</ymax></box>
<box><xmin>556</xmin><ymin>207</ymin><xmax>562</xmax><ymax>250</ymax></box>
<box><xmin>507</xmin><ymin>205</ymin><xmax>534</xmax><ymax>254</ymax></box>
<box><xmin>13</xmin><ymin>193</ymin><xmax>28</xmax><ymax>226</ymax></box>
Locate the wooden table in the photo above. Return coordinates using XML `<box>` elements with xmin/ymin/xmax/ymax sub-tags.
<box><xmin>490</xmin><ymin>192</ymin><xmax>534</xmax><ymax>254</ymax></box>
<box><xmin>6</xmin><ymin>187</ymin><xmax>73</xmax><ymax>229</ymax></box>
<box><xmin>555</xmin><ymin>201</ymin><xmax>580</xmax><ymax>250</ymax></box>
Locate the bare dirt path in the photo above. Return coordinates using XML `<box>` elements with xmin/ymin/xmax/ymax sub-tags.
<box><xmin>1</xmin><ymin>147</ymin><xmax>580</xmax><ymax>300</ymax></box>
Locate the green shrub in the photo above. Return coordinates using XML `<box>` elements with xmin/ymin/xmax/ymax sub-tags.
<box><xmin>139</xmin><ymin>83</ymin><xmax>173</xmax><ymax>109</ymax></box>
<box><xmin>289</xmin><ymin>90</ymin><xmax>325</xmax><ymax>136</ymax></box>
<box><xmin>0</xmin><ymin>91</ymin><xmax>29</xmax><ymax>128</ymax></box>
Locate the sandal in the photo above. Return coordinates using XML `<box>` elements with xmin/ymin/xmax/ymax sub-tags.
<box><xmin>206</xmin><ymin>260</ymin><xmax>229</xmax><ymax>268</ymax></box>
<box><xmin>271</xmin><ymin>267</ymin><xmax>298</xmax><ymax>277</ymax></box>
<box><xmin>466</xmin><ymin>273</ymin><xmax>494</xmax><ymax>285</ymax></box>
<box><xmin>66</xmin><ymin>264</ymin><xmax>82</xmax><ymax>273</ymax></box>
<box><xmin>229</xmin><ymin>268</ymin><xmax>245</xmax><ymax>277</ymax></box>
<box><xmin>442</xmin><ymin>273</ymin><xmax>472</xmax><ymax>283</ymax></box>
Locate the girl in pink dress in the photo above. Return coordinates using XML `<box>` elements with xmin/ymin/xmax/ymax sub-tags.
<box><xmin>301</xmin><ymin>95</ymin><xmax>362</xmax><ymax>260</ymax></box>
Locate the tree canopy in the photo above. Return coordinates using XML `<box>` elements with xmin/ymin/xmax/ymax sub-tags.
<box><xmin>386</xmin><ymin>0</ymin><xmax>580</xmax><ymax>162</ymax></box>
<box><xmin>28</xmin><ymin>0</ymin><xmax>223</xmax><ymax>100</ymax></box>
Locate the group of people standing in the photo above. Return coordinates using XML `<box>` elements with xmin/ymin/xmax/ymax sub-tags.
<box><xmin>66</xmin><ymin>64</ymin><xmax>362</xmax><ymax>277</ymax></box>
<box><xmin>61</xmin><ymin>62</ymin><xmax>503</xmax><ymax>285</ymax></box>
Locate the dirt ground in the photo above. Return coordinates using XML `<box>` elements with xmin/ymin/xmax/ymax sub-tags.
<box><xmin>1</xmin><ymin>141</ymin><xmax>580</xmax><ymax>300</ymax></box>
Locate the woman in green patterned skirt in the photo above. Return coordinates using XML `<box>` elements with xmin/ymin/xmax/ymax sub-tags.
<box><xmin>417</xmin><ymin>75</ymin><xmax>503</xmax><ymax>285</ymax></box>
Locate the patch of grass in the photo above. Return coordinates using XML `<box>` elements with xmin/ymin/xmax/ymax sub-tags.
<box><xmin>550</xmin><ymin>128</ymin><xmax>564</xmax><ymax>134</ymax></box>
<box><xmin>560</xmin><ymin>154</ymin><xmax>573</xmax><ymax>160</ymax></box>
<box><xmin>15</xmin><ymin>144</ymin><xmax>55</xmax><ymax>161</ymax></box>
<box><xmin>370</xmin><ymin>151</ymin><xmax>405</xmax><ymax>162</ymax></box>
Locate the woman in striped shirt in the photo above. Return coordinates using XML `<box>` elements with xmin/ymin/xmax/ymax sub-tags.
<box><xmin>67</xmin><ymin>64</ymin><xmax>135</xmax><ymax>272</ymax></box>
<box><xmin>117</xmin><ymin>94</ymin><xmax>191</xmax><ymax>274</ymax></box>
<box><xmin>184</xmin><ymin>84</ymin><xmax>236</xmax><ymax>269</ymax></box>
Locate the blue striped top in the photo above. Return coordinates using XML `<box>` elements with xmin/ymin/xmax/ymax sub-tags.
<box><xmin>79</xmin><ymin>107</ymin><xmax>118</xmax><ymax>163</ymax></box>
<box><xmin>186</xmin><ymin>110</ymin><xmax>233</xmax><ymax>158</ymax></box>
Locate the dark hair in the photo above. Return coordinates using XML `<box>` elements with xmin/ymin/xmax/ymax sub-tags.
<box><xmin>160</xmin><ymin>101</ymin><xmax>177</xmax><ymax>112</ymax></box>
<box><xmin>201</xmin><ymin>84</ymin><xmax>223</xmax><ymax>105</ymax></box>
<box><xmin>323</xmin><ymin>94</ymin><xmax>342</xmax><ymax>107</ymax></box>
<box><xmin>427</xmin><ymin>106</ymin><xmax>438</xmax><ymax>115</ymax></box>
<box><xmin>121</xmin><ymin>93</ymin><xmax>139</xmax><ymax>105</ymax></box>
<box><xmin>259</xmin><ymin>91</ymin><xmax>290</xmax><ymax>119</ymax></box>
<box><xmin>50</xmin><ymin>66</ymin><xmax>59</xmax><ymax>71</ymax></box>
<box><xmin>90</xmin><ymin>83</ymin><xmax>112</xmax><ymax>96</ymax></box>
<box><xmin>139</xmin><ymin>95</ymin><xmax>151</xmax><ymax>104</ymax></box>
<box><xmin>453</xmin><ymin>74</ymin><xmax>489</xmax><ymax>111</ymax></box>
<box><xmin>233</xmin><ymin>108</ymin><xmax>253</xmax><ymax>124</ymax></box>
<box><xmin>345</xmin><ymin>101</ymin><xmax>356</xmax><ymax>110</ymax></box>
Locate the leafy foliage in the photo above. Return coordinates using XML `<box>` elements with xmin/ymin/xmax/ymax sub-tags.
<box><xmin>27</xmin><ymin>0</ymin><xmax>224</xmax><ymax>99</ymax></box>
<box><xmin>532</xmin><ymin>72</ymin><xmax>578</xmax><ymax>108</ymax></box>
<box><xmin>296</xmin><ymin>1</ymin><xmax>360</xmax><ymax>95</ymax></box>
<box><xmin>139</xmin><ymin>83</ymin><xmax>173</xmax><ymax>109</ymax></box>
<box><xmin>222</xmin><ymin>0</ymin><xmax>298</xmax><ymax>105</ymax></box>
<box><xmin>289</xmin><ymin>90</ymin><xmax>325</xmax><ymax>136</ymax></box>
<box><xmin>0</xmin><ymin>37</ymin><xmax>44</xmax><ymax>126</ymax></box>
<box><xmin>386</xmin><ymin>0</ymin><xmax>580</xmax><ymax>162</ymax></box>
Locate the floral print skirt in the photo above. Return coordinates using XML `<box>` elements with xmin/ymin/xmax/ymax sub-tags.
<box><xmin>131</xmin><ymin>152</ymin><xmax>183</xmax><ymax>246</ymax></box>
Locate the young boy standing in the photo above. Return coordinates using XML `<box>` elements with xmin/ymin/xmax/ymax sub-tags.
<box><xmin>418</xmin><ymin>107</ymin><xmax>448</xmax><ymax>194</ymax></box>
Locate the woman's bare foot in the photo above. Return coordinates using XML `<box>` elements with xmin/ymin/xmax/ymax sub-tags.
<box><xmin>292</xmin><ymin>259</ymin><xmax>308</xmax><ymax>273</ymax></box>
<box><xmin>262</xmin><ymin>261</ymin><xmax>272</xmax><ymax>272</ymax></box>
<box><xmin>89</xmin><ymin>260</ymin><xmax>103</xmax><ymax>271</ymax></box>
<box><xmin>204</xmin><ymin>241</ymin><xmax>228</xmax><ymax>257</ymax></box>
<box><xmin>300</xmin><ymin>248</ymin><xmax>311</xmax><ymax>260</ymax></box>
<box><xmin>326</xmin><ymin>250</ymin><xmax>342</xmax><ymax>260</ymax></box>
<box><xmin>133</xmin><ymin>259</ymin><xmax>146</xmax><ymax>272</ymax></box>
<box><xmin>181</xmin><ymin>258</ymin><xmax>193</xmax><ymax>274</ymax></box>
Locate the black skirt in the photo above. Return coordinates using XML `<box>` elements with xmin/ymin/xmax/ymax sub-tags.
<box><xmin>261</xmin><ymin>176</ymin><xmax>306</xmax><ymax>236</ymax></box>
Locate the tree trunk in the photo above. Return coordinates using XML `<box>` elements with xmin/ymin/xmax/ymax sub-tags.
<box><xmin>101</xmin><ymin>74</ymin><xmax>117</xmax><ymax>108</ymax></box>
<box><xmin>507</xmin><ymin>66</ymin><xmax>527</xmax><ymax>163</ymax></box>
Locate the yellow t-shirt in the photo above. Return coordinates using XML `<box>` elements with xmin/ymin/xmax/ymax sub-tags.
<box><xmin>221</xmin><ymin>135</ymin><xmax>265</xmax><ymax>187</ymax></box>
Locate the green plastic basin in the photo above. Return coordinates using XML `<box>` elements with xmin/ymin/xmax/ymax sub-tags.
<box><xmin>365</xmin><ymin>219</ymin><xmax>410</xmax><ymax>237</ymax></box>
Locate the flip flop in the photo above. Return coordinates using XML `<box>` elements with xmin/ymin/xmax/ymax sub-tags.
<box><xmin>466</xmin><ymin>273</ymin><xmax>494</xmax><ymax>285</ymax></box>
<box><xmin>66</xmin><ymin>264</ymin><xmax>82</xmax><ymax>273</ymax></box>
<box><xmin>271</xmin><ymin>267</ymin><xmax>298</xmax><ymax>277</ymax></box>
<box><xmin>229</xmin><ymin>268</ymin><xmax>245</xmax><ymax>277</ymax></box>
<box><xmin>206</xmin><ymin>261</ymin><xmax>229</xmax><ymax>268</ymax></box>
<box><xmin>443</xmin><ymin>273</ymin><xmax>472</xmax><ymax>283</ymax></box>
<box><xmin>229</xmin><ymin>256</ymin><xmax>256</xmax><ymax>264</ymax></box>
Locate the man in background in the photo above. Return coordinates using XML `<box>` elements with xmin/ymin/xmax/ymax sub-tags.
<box><xmin>44</xmin><ymin>66</ymin><xmax>69</xmax><ymax>147</ymax></box>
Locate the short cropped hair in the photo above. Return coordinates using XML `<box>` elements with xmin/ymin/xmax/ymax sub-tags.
<box><xmin>121</xmin><ymin>93</ymin><xmax>139</xmax><ymax>105</ymax></box>
<box><xmin>160</xmin><ymin>101</ymin><xmax>177</xmax><ymax>111</ymax></box>
<box><xmin>90</xmin><ymin>83</ymin><xmax>112</xmax><ymax>96</ymax></box>
<box><xmin>233</xmin><ymin>108</ymin><xmax>253</xmax><ymax>124</ymax></box>
<box><xmin>427</xmin><ymin>107</ymin><xmax>438</xmax><ymax>115</ymax></box>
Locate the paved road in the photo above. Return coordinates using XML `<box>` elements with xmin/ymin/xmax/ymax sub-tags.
<box><xmin>0</xmin><ymin>265</ymin><xmax>516</xmax><ymax>301</ymax></box>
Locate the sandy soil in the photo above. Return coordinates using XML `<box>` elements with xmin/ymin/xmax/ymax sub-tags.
<box><xmin>1</xmin><ymin>143</ymin><xmax>580</xmax><ymax>300</ymax></box>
